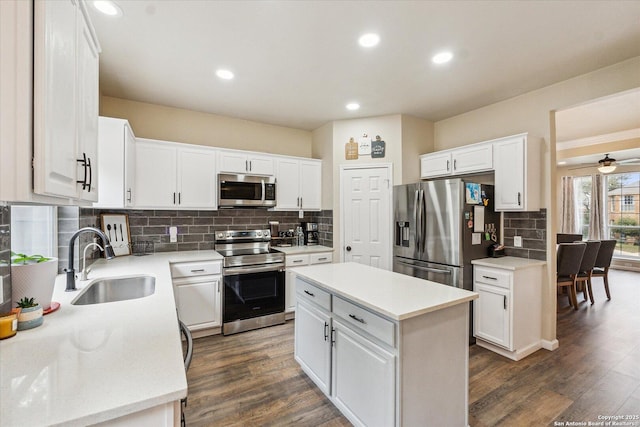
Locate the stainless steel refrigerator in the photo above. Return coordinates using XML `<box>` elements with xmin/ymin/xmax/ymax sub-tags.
<box><xmin>393</xmin><ymin>178</ymin><xmax>500</xmax><ymax>292</ymax></box>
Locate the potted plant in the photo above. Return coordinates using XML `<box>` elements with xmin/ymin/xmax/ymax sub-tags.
<box><xmin>11</xmin><ymin>252</ymin><xmax>58</xmax><ymax>311</ymax></box>
<box><xmin>15</xmin><ymin>297</ymin><xmax>44</xmax><ymax>330</ymax></box>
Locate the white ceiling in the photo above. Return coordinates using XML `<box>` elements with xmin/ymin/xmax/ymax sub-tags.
<box><xmin>89</xmin><ymin>0</ymin><xmax>640</xmax><ymax>131</ymax></box>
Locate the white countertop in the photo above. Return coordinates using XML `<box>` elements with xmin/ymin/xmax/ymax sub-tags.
<box><xmin>471</xmin><ymin>256</ymin><xmax>547</xmax><ymax>270</ymax></box>
<box><xmin>291</xmin><ymin>262</ymin><xmax>477</xmax><ymax>321</ymax></box>
<box><xmin>273</xmin><ymin>245</ymin><xmax>333</xmax><ymax>255</ymax></box>
<box><xmin>0</xmin><ymin>250</ymin><xmax>222</xmax><ymax>427</ymax></box>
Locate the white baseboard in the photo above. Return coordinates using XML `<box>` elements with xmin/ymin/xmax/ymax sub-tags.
<box><xmin>541</xmin><ymin>339</ymin><xmax>559</xmax><ymax>351</ymax></box>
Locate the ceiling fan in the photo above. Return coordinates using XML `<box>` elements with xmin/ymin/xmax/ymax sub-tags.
<box><xmin>567</xmin><ymin>153</ymin><xmax>640</xmax><ymax>173</ymax></box>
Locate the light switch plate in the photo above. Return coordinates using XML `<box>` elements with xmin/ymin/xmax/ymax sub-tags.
<box><xmin>169</xmin><ymin>226</ymin><xmax>178</xmax><ymax>243</ymax></box>
<box><xmin>472</xmin><ymin>233</ymin><xmax>481</xmax><ymax>245</ymax></box>
<box><xmin>514</xmin><ymin>236</ymin><xmax>523</xmax><ymax>247</ymax></box>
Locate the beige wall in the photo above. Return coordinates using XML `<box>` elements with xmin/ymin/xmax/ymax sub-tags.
<box><xmin>311</xmin><ymin>121</ymin><xmax>334</xmax><ymax>210</ymax></box>
<box><xmin>432</xmin><ymin>56</ymin><xmax>640</xmax><ymax>349</ymax></box>
<box><xmin>100</xmin><ymin>96</ymin><xmax>313</xmax><ymax>158</ymax></box>
<box><xmin>401</xmin><ymin>115</ymin><xmax>434</xmax><ymax>184</ymax></box>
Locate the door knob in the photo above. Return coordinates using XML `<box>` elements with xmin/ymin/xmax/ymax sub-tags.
<box><xmin>346</xmin><ymin>246</ymin><xmax>352</xmax><ymax>252</ymax></box>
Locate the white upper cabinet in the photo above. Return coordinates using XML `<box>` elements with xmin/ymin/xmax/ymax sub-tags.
<box><xmin>493</xmin><ymin>134</ymin><xmax>540</xmax><ymax>211</ymax></box>
<box><xmin>33</xmin><ymin>0</ymin><xmax>100</xmax><ymax>202</ymax></box>
<box><xmin>275</xmin><ymin>157</ymin><xmax>322</xmax><ymax>211</ymax></box>
<box><xmin>134</xmin><ymin>139</ymin><xmax>216</xmax><ymax>210</ymax></box>
<box><xmin>218</xmin><ymin>150</ymin><xmax>274</xmax><ymax>176</ymax></box>
<box><xmin>93</xmin><ymin>117</ymin><xmax>136</xmax><ymax>208</ymax></box>
<box><xmin>420</xmin><ymin>152</ymin><xmax>452</xmax><ymax>178</ymax></box>
<box><xmin>420</xmin><ymin>142</ymin><xmax>492</xmax><ymax>179</ymax></box>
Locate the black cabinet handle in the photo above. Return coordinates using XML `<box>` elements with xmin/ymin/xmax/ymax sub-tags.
<box><xmin>293</xmin><ymin>259</ymin><xmax>304</xmax><ymax>263</ymax></box>
<box><xmin>190</xmin><ymin>269</ymin><xmax>205</xmax><ymax>273</ymax></box>
<box><xmin>304</xmin><ymin>290</ymin><xmax>314</xmax><ymax>297</ymax></box>
<box><xmin>504</xmin><ymin>295</ymin><xmax>507</xmax><ymax>310</ymax></box>
<box><xmin>173</xmin><ymin>192</ymin><xmax>176</xmax><ymax>204</ymax></box>
<box><xmin>127</xmin><ymin>188</ymin><xmax>132</xmax><ymax>203</ymax></box>
<box><xmin>349</xmin><ymin>314</ymin><xmax>366</xmax><ymax>324</ymax></box>
<box><xmin>179</xmin><ymin>192</ymin><xmax>181</xmax><ymax>204</ymax></box>
<box><xmin>86</xmin><ymin>157</ymin><xmax>92</xmax><ymax>192</ymax></box>
<box><xmin>346</xmin><ymin>246</ymin><xmax>352</xmax><ymax>252</ymax></box>
<box><xmin>518</xmin><ymin>192</ymin><xmax>521</xmax><ymax>206</ymax></box>
<box><xmin>331</xmin><ymin>327</ymin><xmax>336</xmax><ymax>346</ymax></box>
<box><xmin>446</xmin><ymin>160</ymin><xmax>450</xmax><ymax>171</ymax></box>
<box><xmin>77</xmin><ymin>153</ymin><xmax>88</xmax><ymax>190</ymax></box>
<box><xmin>482</xmin><ymin>275</ymin><xmax>497</xmax><ymax>280</ymax></box>
<box><xmin>454</xmin><ymin>159</ymin><xmax>457</xmax><ymax>170</ymax></box>
<box><xmin>324</xmin><ymin>322</ymin><xmax>329</xmax><ymax>341</ymax></box>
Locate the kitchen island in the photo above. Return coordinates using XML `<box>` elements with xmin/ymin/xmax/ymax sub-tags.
<box><xmin>0</xmin><ymin>250</ymin><xmax>222</xmax><ymax>427</ymax></box>
<box><xmin>292</xmin><ymin>262</ymin><xmax>478</xmax><ymax>427</ymax></box>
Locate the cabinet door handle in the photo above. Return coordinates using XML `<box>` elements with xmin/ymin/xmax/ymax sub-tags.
<box><xmin>249</xmin><ymin>160</ymin><xmax>252</xmax><ymax>171</ymax></box>
<box><xmin>217</xmin><ymin>280</ymin><xmax>220</xmax><ymax>293</ymax></box>
<box><xmin>86</xmin><ymin>157</ymin><xmax>92</xmax><ymax>192</ymax></box>
<box><xmin>331</xmin><ymin>327</ymin><xmax>336</xmax><ymax>346</ymax></box>
<box><xmin>349</xmin><ymin>314</ymin><xmax>366</xmax><ymax>324</ymax></box>
<box><xmin>517</xmin><ymin>192</ymin><xmax>521</xmax><ymax>206</ymax></box>
<box><xmin>246</xmin><ymin>160</ymin><xmax>249</xmax><ymax>171</ymax></box>
<box><xmin>300</xmin><ymin>197</ymin><xmax>303</xmax><ymax>208</ymax></box>
<box><xmin>173</xmin><ymin>192</ymin><xmax>176</xmax><ymax>204</ymax></box>
<box><xmin>77</xmin><ymin>153</ymin><xmax>88</xmax><ymax>190</ymax></box>
<box><xmin>304</xmin><ymin>289</ymin><xmax>314</xmax><ymax>297</ymax></box>
<box><xmin>482</xmin><ymin>275</ymin><xmax>497</xmax><ymax>280</ymax></box>
<box><xmin>178</xmin><ymin>192</ymin><xmax>181</xmax><ymax>204</ymax></box>
<box><xmin>454</xmin><ymin>159</ymin><xmax>457</xmax><ymax>170</ymax></box>
<box><xmin>324</xmin><ymin>322</ymin><xmax>329</xmax><ymax>341</ymax></box>
<box><xmin>446</xmin><ymin>160</ymin><xmax>450</xmax><ymax>171</ymax></box>
<box><xmin>127</xmin><ymin>188</ymin><xmax>132</xmax><ymax>203</ymax></box>
<box><xmin>504</xmin><ymin>295</ymin><xmax>507</xmax><ymax>310</ymax></box>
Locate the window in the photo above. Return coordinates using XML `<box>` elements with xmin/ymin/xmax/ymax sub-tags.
<box><xmin>10</xmin><ymin>206</ymin><xmax>57</xmax><ymax>257</ymax></box>
<box><xmin>622</xmin><ymin>195</ymin><xmax>634</xmax><ymax>212</ymax></box>
<box><xmin>606</xmin><ymin>172</ymin><xmax>640</xmax><ymax>259</ymax></box>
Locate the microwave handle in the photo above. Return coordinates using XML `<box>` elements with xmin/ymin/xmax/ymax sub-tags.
<box><xmin>261</xmin><ymin>179</ymin><xmax>265</xmax><ymax>203</ymax></box>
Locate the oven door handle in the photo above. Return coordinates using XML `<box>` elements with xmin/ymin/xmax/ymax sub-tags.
<box><xmin>223</xmin><ymin>264</ymin><xmax>285</xmax><ymax>276</ymax></box>
<box><xmin>261</xmin><ymin>179</ymin><xmax>265</xmax><ymax>203</ymax></box>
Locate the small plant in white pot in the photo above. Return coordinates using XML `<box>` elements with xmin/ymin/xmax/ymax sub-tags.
<box><xmin>16</xmin><ymin>297</ymin><xmax>44</xmax><ymax>330</ymax></box>
<box><xmin>11</xmin><ymin>252</ymin><xmax>58</xmax><ymax>311</ymax></box>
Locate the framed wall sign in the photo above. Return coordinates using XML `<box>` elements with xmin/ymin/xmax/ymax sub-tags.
<box><xmin>371</xmin><ymin>135</ymin><xmax>386</xmax><ymax>158</ymax></box>
<box><xmin>100</xmin><ymin>213</ymin><xmax>131</xmax><ymax>256</ymax></box>
<box><xmin>358</xmin><ymin>133</ymin><xmax>371</xmax><ymax>156</ymax></box>
<box><xmin>345</xmin><ymin>138</ymin><xmax>359</xmax><ymax>160</ymax></box>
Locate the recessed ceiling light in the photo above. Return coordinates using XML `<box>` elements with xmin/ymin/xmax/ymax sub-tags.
<box><xmin>358</xmin><ymin>33</ymin><xmax>380</xmax><ymax>48</ymax></box>
<box><xmin>93</xmin><ymin>0</ymin><xmax>123</xmax><ymax>16</ymax></box>
<box><xmin>216</xmin><ymin>69</ymin><xmax>234</xmax><ymax>80</ymax></box>
<box><xmin>346</xmin><ymin>103</ymin><xmax>360</xmax><ymax>111</ymax></box>
<box><xmin>432</xmin><ymin>51</ymin><xmax>453</xmax><ymax>64</ymax></box>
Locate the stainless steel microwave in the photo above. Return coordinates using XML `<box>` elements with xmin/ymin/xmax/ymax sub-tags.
<box><xmin>218</xmin><ymin>173</ymin><xmax>276</xmax><ymax>208</ymax></box>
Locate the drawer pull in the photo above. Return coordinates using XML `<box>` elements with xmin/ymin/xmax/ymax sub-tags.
<box><xmin>304</xmin><ymin>290</ymin><xmax>315</xmax><ymax>297</ymax></box>
<box><xmin>191</xmin><ymin>269</ymin><xmax>206</xmax><ymax>273</ymax></box>
<box><xmin>317</xmin><ymin>257</ymin><xmax>327</xmax><ymax>261</ymax></box>
<box><xmin>482</xmin><ymin>275</ymin><xmax>497</xmax><ymax>280</ymax></box>
<box><xmin>293</xmin><ymin>260</ymin><xmax>304</xmax><ymax>263</ymax></box>
<box><xmin>349</xmin><ymin>314</ymin><xmax>366</xmax><ymax>324</ymax></box>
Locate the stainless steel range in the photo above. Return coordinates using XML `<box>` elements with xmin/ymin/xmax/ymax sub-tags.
<box><xmin>215</xmin><ymin>229</ymin><xmax>285</xmax><ymax>335</ymax></box>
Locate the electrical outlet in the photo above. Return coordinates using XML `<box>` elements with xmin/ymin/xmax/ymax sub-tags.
<box><xmin>514</xmin><ymin>236</ymin><xmax>523</xmax><ymax>247</ymax></box>
<box><xmin>169</xmin><ymin>226</ymin><xmax>178</xmax><ymax>243</ymax></box>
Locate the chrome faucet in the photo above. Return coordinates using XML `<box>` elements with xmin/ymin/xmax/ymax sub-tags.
<box><xmin>66</xmin><ymin>227</ymin><xmax>116</xmax><ymax>291</ymax></box>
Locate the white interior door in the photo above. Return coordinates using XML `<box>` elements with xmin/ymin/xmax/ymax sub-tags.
<box><xmin>341</xmin><ymin>165</ymin><xmax>392</xmax><ymax>270</ymax></box>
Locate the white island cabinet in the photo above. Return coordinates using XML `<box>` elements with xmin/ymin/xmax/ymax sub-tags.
<box><xmin>293</xmin><ymin>262</ymin><xmax>477</xmax><ymax>427</ymax></box>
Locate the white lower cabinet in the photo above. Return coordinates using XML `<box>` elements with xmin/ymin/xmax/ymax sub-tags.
<box><xmin>331</xmin><ymin>319</ymin><xmax>395</xmax><ymax>427</ymax></box>
<box><xmin>473</xmin><ymin>261</ymin><xmax>544</xmax><ymax>361</ymax></box>
<box><xmin>171</xmin><ymin>260</ymin><xmax>222</xmax><ymax>336</ymax></box>
<box><xmin>285</xmin><ymin>251</ymin><xmax>332</xmax><ymax>315</ymax></box>
<box><xmin>294</xmin><ymin>299</ymin><xmax>331</xmax><ymax>395</ymax></box>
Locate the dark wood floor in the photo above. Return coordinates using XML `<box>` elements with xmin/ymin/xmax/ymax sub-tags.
<box><xmin>185</xmin><ymin>269</ymin><xmax>640</xmax><ymax>426</ymax></box>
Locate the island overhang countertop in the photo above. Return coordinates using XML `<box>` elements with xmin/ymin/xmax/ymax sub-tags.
<box><xmin>291</xmin><ymin>262</ymin><xmax>478</xmax><ymax>321</ymax></box>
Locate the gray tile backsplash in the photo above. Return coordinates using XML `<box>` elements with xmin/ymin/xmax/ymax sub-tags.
<box><xmin>1</xmin><ymin>205</ymin><xmax>12</xmax><ymax>315</ymax></box>
<box><xmin>80</xmin><ymin>208</ymin><xmax>333</xmax><ymax>254</ymax></box>
<box><xmin>503</xmin><ymin>209</ymin><xmax>547</xmax><ymax>260</ymax></box>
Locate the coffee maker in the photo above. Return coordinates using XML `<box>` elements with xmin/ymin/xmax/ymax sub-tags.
<box><xmin>301</xmin><ymin>222</ymin><xmax>318</xmax><ymax>246</ymax></box>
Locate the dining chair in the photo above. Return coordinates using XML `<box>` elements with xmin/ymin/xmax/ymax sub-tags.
<box><xmin>575</xmin><ymin>240</ymin><xmax>601</xmax><ymax>305</ymax></box>
<box><xmin>557</xmin><ymin>233</ymin><xmax>584</xmax><ymax>243</ymax></box>
<box><xmin>557</xmin><ymin>242</ymin><xmax>586</xmax><ymax>310</ymax></box>
<box><xmin>591</xmin><ymin>239</ymin><xmax>617</xmax><ymax>300</ymax></box>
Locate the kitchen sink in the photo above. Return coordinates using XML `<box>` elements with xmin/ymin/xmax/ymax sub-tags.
<box><xmin>71</xmin><ymin>275</ymin><xmax>156</xmax><ymax>305</ymax></box>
